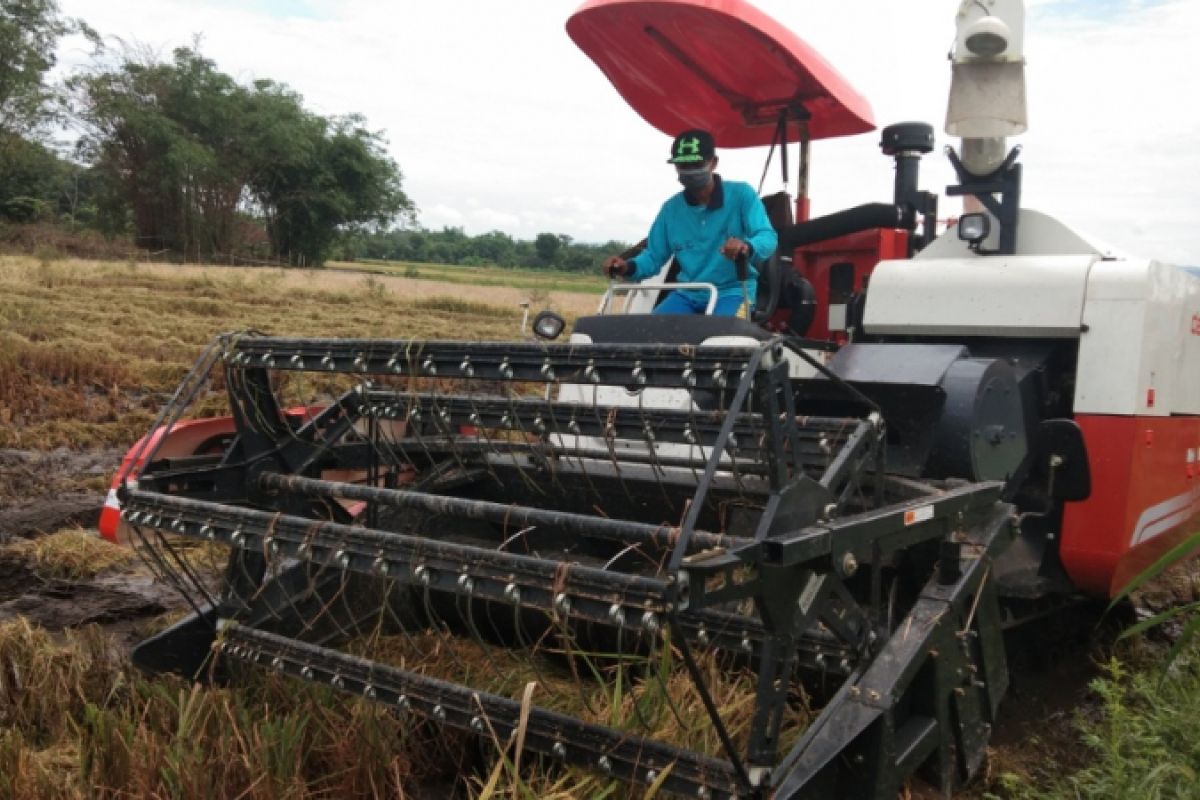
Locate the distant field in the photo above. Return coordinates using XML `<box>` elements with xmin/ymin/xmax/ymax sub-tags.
<box><xmin>330</xmin><ymin>258</ymin><xmax>609</xmax><ymax>296</ymax></box>
<box><xmin>0</xmin><ymin>255</ymin><xmax>597</xmax><ymax>451</ymax></box>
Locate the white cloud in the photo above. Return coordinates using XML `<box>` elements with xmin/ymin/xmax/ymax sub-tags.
<box><xmin>55</xmin><ymin>0</ymin><xmax>1200</xmax><ymax>263</ymax></box>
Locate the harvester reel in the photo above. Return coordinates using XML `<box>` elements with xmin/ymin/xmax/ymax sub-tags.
<box><xmin>119</xmin><ymin>331</ymin><xmax>1015</xmax><ymax>798</ymax></box>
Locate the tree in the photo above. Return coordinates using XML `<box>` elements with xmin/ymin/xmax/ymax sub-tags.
<box><xmin>0</xmin><ymin>0</ymin><xmax>94</xmax><ymax>223</ymax></box>
<box><xmin>0</xmin><ymin>0</ymin><xmax>91</xmax><ymax>138</ymax></box>
<box><xmin>71</xmin><ymin>46</ymin><xmax>413</xmax><ymax>265</ymax></box>
<box><xmin>249</xmin><ymin>112</ymin><xmax>412</xmax><ymax>265</ymax></box>
<box><xmin>534</xmin><ymin>232</ymin><xmax>561</xmax><ymax>266</ymax></box>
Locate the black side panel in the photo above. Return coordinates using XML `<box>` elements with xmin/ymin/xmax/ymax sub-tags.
<box><xmin>573</xmin><ymin>314</ymin><xmax>772</xmax><ymax>345</ymax></box>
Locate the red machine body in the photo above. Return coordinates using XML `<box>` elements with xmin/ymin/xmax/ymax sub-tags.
<box><xmin>1062</xmin><ymin>416</ymin><xmax>1200</xmax><ymax>596</ymax></box>
<box><xmin>791</xmin><ymin>229</ymin><xmax>909</xmax><ymax>341</ymax></box>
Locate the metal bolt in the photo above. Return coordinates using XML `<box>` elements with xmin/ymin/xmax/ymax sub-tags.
<box><xmin>372</xmin><ymin>557</ymin><xmax>389</xmax><ymax>575</ymax></box>
<box><xmin>499</xmin><ymin>358</ymin><xmax>513</xmax><ymax>379</ymax></box>
<box><xmin>422</xmin><ymin>357</ymin><xmax>437</xmax><ymax>375</ymax></box>
<box><xmin>741</xmin><ymin>636</ymin><xmax>753</xmax><ymax>654</ymax></box>
<box><xmin>290</xmin><ymin>354</ymin><xmax>304</xmax><ymax>368</ymax></box>
<box><xmin>398</xmin><ymin>695</ymin><xmax>412</xmax><ymax>713</ymax></box>
<box><xmin>300</xmin><ymin>666</ymin><xmax>314</xmax><ymax>680</ymax></box>
<box><xmin>386</xmin><ymin>356</ymin><xmax>402</xmax><ymax>374</ymax></box>
<box><xmin>331</xmin><ymin>674</ymin><xmax>345</xmax><ymax>690</ymax></box>
<box><xmin>554</xmin><ymin>593</ymin><xmax>572</xmax><ymax>616</ymax></box>
<box><xmin>504</xmin><ymin>583</ymin><xmax>521</xmax><ymax>603</ymax></box>
<box><xmin>336</xmin><ymin>549</ymin><xmax>351</xmax><ymax>568</ymax></box>
<box><xmin>713</xmin><ymin>367</ymin><xmax>726</xmax><ymax>388</ymax></box>
<box><xmin>598</xmin><ymin>756</ymin><xmax>613</xmax><ymax>774</ymax></box>
<box><xmin>230</xmin><ymin>529</ymin><xmax>244</xmax><ymax>547</ymax></box>
<box><xmin>646</xmin><ymin>770</ymin><xmax>658</xmax><ymax>784</ymax></box>
<box><xmin>641</xmin><ymin>611</ymin><xmax>660</xmax><ymax>634</ymax></box>
<box><xmin>363</xmin><ymin>685</ymin><xmax>377</xmax><ymax>700</ymax></box>
<box><xmin>414</xmin><ymin>565</ymin><xmax>431</xmax><ymax>585</ymax></box>
<box><xmin>697</xmin><ymin>788</ymin><xmax>711</xmax><ymax>799</ymax></box>
<box><xmin>696</xmin><ymin>626</ymin><xmax>709</xmax><ymax>646</ymax></box>
<box><xmin>271</xmin><ymin>657</ymin><xmax>284</xmax><ymax>671</ymax></box>
<box><xmin>471</xmin><ymin>716</ymin><xmax>485</xmax><ymax>733</ymax></box>
<box><xmin>867</xmin><ymin>690</ymin><xmax>881</xmax><ymax>702</ymax></box>
<box><xmin>460</xmin><ymin>357</ymin><xmax>474</xmax><ymax>376</ymax></box>
<box><xmin>541</xmin><ymin>360</ymin><xmax>556</xmax><ymax>381</ymax></box>
<box><xmin>458</xmin><ymin>574</ymin><xmax>474</xmax><ymax>594</ymax></box>
<box><xmin>433</xmin><ymin>705</ymin><xmax>447</xmax><ymax>722</ymax></box>
<box><xmin>553</xmin><ymin>742</ymin><xmax>567</xmax><ymax>759</ymax></box>
<box><xmin>682</xmin><ymin>366</ymin><xmax>696</xmax><ymax>387</ymax></box>
<box><xmin>823</xmin><ymin>503</ymin><xmax>838</xmax><ymax>520</ymax></box>
<box><xmin>608</xmin><ymin>604</ymin><xmax>626</xmax><ymax>626</ymax></box>
<box><xmin>840</xmin><ymin>552</ymin><xmax>859</xmax><ymax>577</ymax></box>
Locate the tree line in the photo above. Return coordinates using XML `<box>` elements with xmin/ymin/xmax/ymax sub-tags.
<box><xmin>0</xmin><ymin>1</ymin><xmax>627</xmax><ymax>269</ymax></box>
<box><xmin>342</xmin><ymin>227</ymin><xmax>629</xmax><ymax>273</ymax></box>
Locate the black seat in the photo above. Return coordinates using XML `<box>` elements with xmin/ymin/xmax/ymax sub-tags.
<box><xmin>753</xmin><ymin>193</ymin><xmax>816</xmax><ymax>335</ymax></box>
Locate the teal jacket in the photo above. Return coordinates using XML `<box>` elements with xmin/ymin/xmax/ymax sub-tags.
<box><xmin>628</xmin><ymin>175</ymin><xmax>778</xmax><ymax>304</ymax></box>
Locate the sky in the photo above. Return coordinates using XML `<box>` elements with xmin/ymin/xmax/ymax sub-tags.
<box><xmin>53</xmin><ymin>0</ymin><xmax>1200</xmax><ymax>264</ymax></box>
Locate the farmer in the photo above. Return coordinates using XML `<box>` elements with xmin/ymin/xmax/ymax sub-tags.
<box><xmin>602</xmin><ymin>129</ymin><xmax>777</xmax><ymax>317</ymax></box>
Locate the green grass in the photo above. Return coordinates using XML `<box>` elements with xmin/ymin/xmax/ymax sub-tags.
<box><xmin>988</xmin><ymin>654</ymin><xmax>1200</xmax><ymax>799</ymax></box>
<box><xmin>330</xmin><ymin>258</ymin><xmax>609</xmax><ymax>295</ymax></box>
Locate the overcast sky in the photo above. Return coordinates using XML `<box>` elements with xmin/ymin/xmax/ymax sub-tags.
<box><xmin>55</xmin><ymin>0</ymin><xmax>1199</xmax><ymax>264</ymax></box>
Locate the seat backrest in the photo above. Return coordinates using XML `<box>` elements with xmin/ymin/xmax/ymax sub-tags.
<box><xmin>760</xmin><ymin>191</ymin><xmax>794</xmax><ymax>233</ymax></box>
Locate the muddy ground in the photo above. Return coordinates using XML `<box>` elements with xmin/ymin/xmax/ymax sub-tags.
<box><xmin>1</xmin><ymin>445</ymin><xmax>1194</xmax><ymax>797</ymax></box>
<box><xmin>0</xmin><ymin>448</ymin><xmax>192</xmax><ymax>645</ymax></box>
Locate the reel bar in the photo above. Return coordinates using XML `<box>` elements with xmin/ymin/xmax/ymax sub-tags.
<box><xmin>123</xmin><ymin>490</ymin><xmax>685</xmax><ymax>625</ymax></box>
<box><xmin>258</xmin><ymin>472</ymin><xmax>745</xmax><ymax>553</ymax></box>
<box><xmin>224</xmin><ymin>336</ymin><xmax>770</xmax><ymax>390</ymax></box>
<box><xmin>366</xmin><ymin>390</ymin><xmax>860</xmax><ymax>466</ymax></box>
<box><xmin>218</xmin><ymin>623</ymin><xmax>745</xmax><ymax>799</ymax></box>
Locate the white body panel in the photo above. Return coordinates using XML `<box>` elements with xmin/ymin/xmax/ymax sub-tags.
<box><xmin>864</xmin><ymin>252</ymin><xmax>1097</xmax><ymax>338</ymax></box>
<box><xmin>1074</xmin><ymin>260</ymin><xmax>1200</xmax><ymax>415</ymax></box>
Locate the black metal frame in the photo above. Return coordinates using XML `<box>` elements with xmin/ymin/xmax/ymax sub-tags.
<box><xmin>945</xmin><ymin>145</ymin><xmax>1023</xmax><ymax>256</ymax></box>
<box><xmin>119</xmin><ymin>332</ymin><xmax>1014</xmax><ymax>798</ymax></box>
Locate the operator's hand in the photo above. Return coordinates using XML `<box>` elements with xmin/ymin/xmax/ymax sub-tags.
<box><xmin>602</xmin><ymin>256</ymin><xmax>631</xmax><ymax>279</ymax></box>
<box><xmin>720</xmin><ymin>237</ymin><xmax>750</xmax><ymax>261</ymax></box>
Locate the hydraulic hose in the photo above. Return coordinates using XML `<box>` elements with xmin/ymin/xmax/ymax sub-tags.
<box><xmin>778</xmin><ymin>203</ymin><xmax>914</xmax><ymax>251</ymax></box>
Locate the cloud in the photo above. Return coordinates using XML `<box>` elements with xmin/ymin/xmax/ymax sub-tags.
<box><xmin>54</xmin><ymin>0</ymin><xmax>1199</xmax><ymax>262</ymax></box>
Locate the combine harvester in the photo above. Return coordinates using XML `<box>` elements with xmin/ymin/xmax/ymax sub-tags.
<box><xmin>100</xmin><ymin>0</ymin><xmax>1200</xmax><ymax>797</ymax></box>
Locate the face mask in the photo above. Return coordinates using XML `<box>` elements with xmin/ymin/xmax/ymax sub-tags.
<box><xmin>677</xmin><ymin>166</ymin><xmax>711</xmax><ymax>190</ymax></box>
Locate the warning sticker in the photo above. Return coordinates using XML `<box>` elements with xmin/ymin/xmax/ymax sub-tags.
<box><xmin>903</xmin><ymin>505</ymin><xmax>935</xmax><ymax>526</ymax></box>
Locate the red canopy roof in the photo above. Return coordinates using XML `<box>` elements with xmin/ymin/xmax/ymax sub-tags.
<box><xmin>566</xmin><ymin>0</ymin><xmax>875</xmax><ymax>147</ymax></box>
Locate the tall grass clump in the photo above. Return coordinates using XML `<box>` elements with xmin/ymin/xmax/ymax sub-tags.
<box><xmin>0</xmin><ymin>620</ymin><xmax>464</xmax><ymax>799</ymax></box>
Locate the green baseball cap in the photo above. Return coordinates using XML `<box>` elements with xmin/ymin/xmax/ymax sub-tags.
<box><xmin>667</xmin><ymin>129</ymin><xmax>716</xmax><ymax>164</ymax></box>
